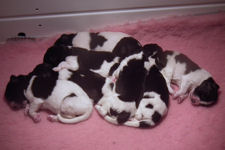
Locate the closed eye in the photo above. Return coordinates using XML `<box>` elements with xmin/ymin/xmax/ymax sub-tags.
<box><xmin>143</xmin><ymin>95</ymin><xmax>154</xmax><ymax>99</ymax></box>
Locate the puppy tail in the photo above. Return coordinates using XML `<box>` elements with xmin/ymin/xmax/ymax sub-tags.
<box><xmin>57</xmin><ymin>105</ymin><xmax>93</xmax><ymax>124</ymax></box>
<box><xmin>124</xmin><ymin>119</ymin><xmax>155</xmax><ymax>128</ymax></box>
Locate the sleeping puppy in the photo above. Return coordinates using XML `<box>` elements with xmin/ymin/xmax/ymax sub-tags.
<box><xmin>54</xmin><ymin>32</ymin><xmax>142</xmax><ymax>58</ymax></box>
<box><xmin>5</xmin><ymin>63</ymin><xmax>93</xmax><ymax>124</ymax></box>
<box><xmin>124</xmin><ymin>65</ymin><xmax>169</xmax><ymax>128</ymax></box>
<box><xmin>44</xmin><ymin>45</ymin><xmax>120</xmax><ymax>77</ymax></box>
<box><xmin>162</xmin><ymin>50</ymin><xmax>219</xmax><ymax>106</ymax></box>
<box><xmin>144</xmin><ymin>43</ymin><xmax>220</xmax><ymax>106</ymax></box>
<box><xmin>95</xmin><ymin>52</ymin><xmax>151</xmax><ymax>125</ymax></box>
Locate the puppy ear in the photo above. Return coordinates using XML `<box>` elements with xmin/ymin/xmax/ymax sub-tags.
<box><xmin>208</xmin><ymin>77</ymin><xmax>220</xmax><ymax>90</ymax></box>
<box><xmin>10</xmin><ymin>75</ymin><xmax>17</xmax><ymax>81</ymax></box>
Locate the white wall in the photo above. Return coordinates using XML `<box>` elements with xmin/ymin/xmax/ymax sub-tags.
<box><xmin>0</xmin><ymin>0</ymin><xmax>225</xmax><ymax>42</ymax></box>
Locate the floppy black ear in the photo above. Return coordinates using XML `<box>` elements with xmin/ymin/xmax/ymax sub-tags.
<box><xmin>208</xmin><ymin>77</ymin><xmax>220</xmax><ymax>90</ymax></box>
<box><xmin>10</xmin><ymin>75</ymin><xmax>17</xmax><ymax>81</ymax></box>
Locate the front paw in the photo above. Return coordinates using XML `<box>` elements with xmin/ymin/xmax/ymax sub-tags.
<box><xmin>168</xmin><ymin>86</ymin><xmax>175</xmax><ymax>95</ymax></box>
<box><xmin>173</xmin><ymin>93</ymin><xmax>188</xmax><ymax>104</ymax></box>
<box><xmin>32</xmin><ymin>113</ymin><xmax>41</xmax><ymax>123</ymax></box>
<box><xmin>53</xmin><ymin>66</ymin><xmax>61</xmax><ymax>72</ymax></box>
<box><xmin>47</xmin><ymin>115</ymin><xmax>58</xmax><ymax>122</ymax></box>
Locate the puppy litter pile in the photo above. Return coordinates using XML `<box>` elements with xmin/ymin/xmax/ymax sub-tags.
<box><xmin>1</xmin><ymin>12</ymin><xmax>225</xmax><ymax>150</ymax></box>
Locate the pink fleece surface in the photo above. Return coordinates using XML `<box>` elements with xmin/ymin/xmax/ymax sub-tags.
<box><xmin>1</xmin><ymin>13</ymin><xmax>225</xmax><ymax>150</ymax></box>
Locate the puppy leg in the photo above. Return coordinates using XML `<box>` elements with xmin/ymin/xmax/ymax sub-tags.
<box><xmin>95</xmin><ymin>105</ymin><xmax>108</xmax><ymax>117</ymax></box>
<box><xmin>173</xmin><ymin>78</ymin><xmax>190</xmax><ymax>103</ymax></box>
<box><xmin>53</xmin><ymin>56</ymin><xmax>79</xmax><ymax>72</ymax></box>
<box><xmin>161</xmin><ymin>70</ymin><xmax>174</xmax><ymax>94</ymax></box>
<box><xmin>28</xmin><ymin>99</ymin><xmax>43</xmax><ymax>123</ymax></box>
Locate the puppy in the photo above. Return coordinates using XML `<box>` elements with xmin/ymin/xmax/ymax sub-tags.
<box><xmin>5</xmin><ymin>63</ymin><xmax>93</xmax><ymax>124</ymax></box>
<box><xmin>144</xmin><ymin>43</ymin><xmax>220</xmax><ymax>106</ymax></box>
<box><xmin>51</xmin><ymin>47</ymin><xmax>119</xmax><ymax>78</ymax></box>
<box><xmin>124</xmin><ymin>65</ymin><xmax>169</xmax><ymax>128</ymax></box>
<box><xmin>95</xmin><ymin>52</ymin><xmax>150</xmax><ymax>125</ymax></box>
<box><xmin>54</xmin><ymin>32</ymin><xmax>142</xmax><ymax>58</ymax></box>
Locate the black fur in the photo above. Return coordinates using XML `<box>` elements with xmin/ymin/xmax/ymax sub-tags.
<box><xmin>142</xmin><ymin>44</ymin><xmax>165</xmax><ymax>70</ymax></box>
<box><xmin>69</xmin><ymin>70</ymin><xmax>105</xmax><ymax>104</ymax></box>
<box><xmin>5</xmin><ymin>75</ymin><xmax>30</xmax><ymax>109</ymax></box>
<box><xmin>175</xmin><ymin>53</ymin><xmax>200</xmax><ymax>74</ymax></box>
<box><xmin>193</xmin><ymin>77</ymin><xmax>220</xmax><ymax>105</ymax></box>
<box><xmin>54</xmin><ymin>33</ymin><xmax>77</xmax><ymax>46</ymax></box>
<box><xmin>90</xmin><ymin>33</ymin><xmax>107</xmax><ymax>49</ymax></box>
<box><xmin>115</xmin><ymin>59</ymin><xmax>147</xmax><ymax>108</ymax></box>
<box><xmin>144</xmin><ymin>65</ymin><xmax>169</xmax><ymax>106</ymax></box>
<box><xmin>44</xmin><ymin>45</ymin><xmax>117</xmax><ymax>72</ymax></box>
<box><xmin>5</xmin><ymin>63</ymin><xmax>58</xmax><ymax>109</ymax></box>
<box><xmin>112</xmin><ymin>37</ymin><xmax>141</xmax><ymax>58</ymax></box>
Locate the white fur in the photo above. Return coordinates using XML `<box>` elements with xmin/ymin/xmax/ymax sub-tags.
<box><xmin>24</xmin><ymin>75</ymin><xmax>93</xmax><ymax>124</ymax></box>
<box><xmin>95</xmin><ymin>78</ymin><xmax>136</xmax><ymax>125</ymax></box>
<box><xmin>90</xmin><ymin>57</ymin><xmax>119</xmax><ymax>77</ymax></box>
<box><xmin>72</xmin><ymin>32</ymin><xmax>130</xmax><ymax>51</ymax></box>
<box><xmin>53</xmin><ymin>56</ymin><xmax>79</xmax><ymax>72</ymax></box>
<box><xmin>124</xmin><ymin>92</ymin><xmax>167</xmax><ymax>127</ymax></box>
<box><xmin>161</xmin><ymin>52</ymin><xmax>211</xmax><ymax>103</ymax></box>
<box><xmin>112</xmin><ymin>52</ymin><xmax>144</xmax><ymax>78</ymax></box>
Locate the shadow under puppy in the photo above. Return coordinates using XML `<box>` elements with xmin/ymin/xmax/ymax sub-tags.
<box><xmin>143</xmin><ymin>44</ymin><xmax>220</xmax><ymax>106</ymax></box>
<box><xmin>5</xmin><ymin>63</ymin><xmax>93</xmax><ymax>124</ymax></box>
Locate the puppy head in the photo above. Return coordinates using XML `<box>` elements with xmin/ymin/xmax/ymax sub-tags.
<box><xmin>54</xmin><ymin>33</ymin><xmax>76</xmax><ymax>46</ymax></box>
<box><xmin>142</xmin><ymin>44</ymin><xmax>165</xmax><ymax>69</ymax></box>
<box><xmin>43</xmin><ymin>45</ymin><xmax>69</xmax><ymax>67</ymax></box>
<box><xmin>191</xmin><ymin>77</ymin><xmax>220</xmax><ymax>106</ymax></box>
<box><xmin>5</xmin><ymin>75</ymin><xmax>28</xmax><ymax>110</ymax></box>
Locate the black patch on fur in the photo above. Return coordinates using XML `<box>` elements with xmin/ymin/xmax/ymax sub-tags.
<box><xmin>193</xmin><ymin>77</ymin><xmax>219</xmax><ymax>105</ymax></box>
<box><xmin>157</xmin><ymin>50</ymin><xmax>174</xmax><ymax>70</ymax></box>
<box><xmin>90</xmin><ymin>33</ymin><xmax>107</xmax><ymax>49</ymax></box>
<box><xmin>146</xmin><ymin>104</ymin><xmax>153</xmax><ymax>109</ymax></box>
<box><xmin>112</xmin><ymin>37</ymin><xmax>141</xmax><ymax>58</ymax></box>
<box><xmin>175</xmin><ymin>53</ymin><xmax>200</xmax><ymax>74</ymax></box>
<box><xmin>31</xmin><ymin>71</ymin><xmax>58</xmax><ymax>99</ymax></box>
<box><xmin>109</xmin><ymin>108</ymin><xmax>119</xmax><ymax>116</ymax></box>
<box><xmin>117</xmin><ymin>111</ymin><xmax>131</xmax><ymax>124</ymax></box>
<box><xmin>54</xmin><ymin>33</ymin><xmax>77</xmax><ymax>46</ymax></box>
<box><xmin>44</xmin><ymin>45</ymin><xmax>116</xmax><ymax>72</ymax></box>
<box><xmin>69</xmin><ymin>70</ymin><xmax>105</xmax><ymax>104</ymax></box>
<box><xmin>110</xmin><ymin>83</ymin><xmax>114</xmax><ymax>90</ymax></box>
<box><xmin>142</xmin><ymin>43</ymin><xmax>166</xmax><ymax>69</ymax></box>
<box><xmin>139</xmin><ymin>121</ymin><xmax>151</xmax><ymax>128</ymax></box>
<box><xmin>108</xmin><ymin>63</ymin><xmax>120</xmax><ymax>76</ymax></box>
<box><xmin>43</xmin><ymin>45</ymin><xmax>72</xmax><ymax>67</ymax></box>
<box><xmin>115</xmin><ymin>58</ymin><xmax>146</xmax><ymax>108</ymax></box>
<box><xmin>152</xmin><ymin>111</ymin><xmax>162</xmax><ymax>124</ymax></box>
<box><xmin>144</xmin><ymin>65</ymin><xmax>169</xmax><ymax>106</ymax></box>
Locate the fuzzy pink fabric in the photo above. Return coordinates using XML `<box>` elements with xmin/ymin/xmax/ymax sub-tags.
<box><xmin>0</xmin><ymin>13</ymin><xmax>225</xmax><ymax>150</ymax></box>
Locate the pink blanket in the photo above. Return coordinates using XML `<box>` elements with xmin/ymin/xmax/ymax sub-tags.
<box><xmin>0</xmin><ymin>13</ymin><xmax>225</xmax><ymax>150</ymax></box>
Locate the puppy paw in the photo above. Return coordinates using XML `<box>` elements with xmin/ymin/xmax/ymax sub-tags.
<box><xmin>47</xmin><ymin>115</ymin><xmax>58</xmax><ymax>122</ymax></box>
<box><xmin>24</xmin><ymin>104</ymin><xmax>29</xmax><ymax>116</ymax></box>
<box><xmin>33</xmin><ymin>113</ymin><xmax>41</xmax><ymax>123</ymax></box>
<box><xmin>52</xmin><ymin>67</ymin><xmax>61</xmax><ymax>72</ymax></box>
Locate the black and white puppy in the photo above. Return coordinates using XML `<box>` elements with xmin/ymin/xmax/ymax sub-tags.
<box><xmin>54</xmin><ymin>32</ymin><xmax>142</xmax><ymax>58</ymax></box>
<box><xmin>160</xmin><ymin>50</ymin><xmax>219</xmax><ymax>105</ymax></box>
<box><xmin>44</xmin><ymin>45</ymin><xmax>120</xmax><ymax>77</ymax></box>
<box><xmin>5</xmin><ymin>63</ymin><xmax>93</xmax><ymax>124</ymax></box>
<box><xmin>95</xmin><ymin>52</ymin><xmax>151</xmax><ymax>125</ymax></box>
<box><xmin>144</xmin><ymin>43</ymin><xmax>220</xmax><ymax>106</ymax></box>
<box><xmin>124</xmin><ymin>65</ymin><xmax>169</xmax><ymax>128</ymax></box>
